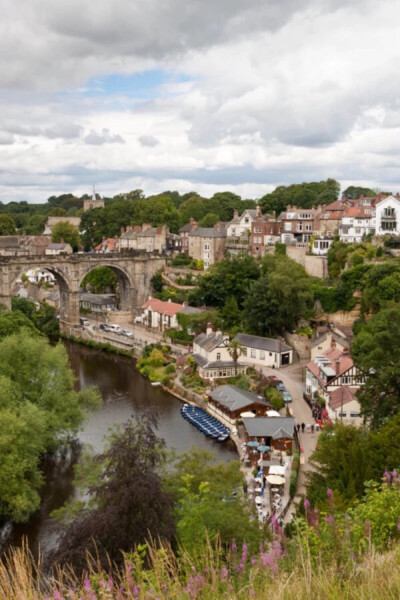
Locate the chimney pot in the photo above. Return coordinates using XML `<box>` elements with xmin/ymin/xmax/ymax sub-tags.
<box><xmin>206</xmin><ymin>322</ymin><xmax>212</xmax><ymax>335</ymax></box>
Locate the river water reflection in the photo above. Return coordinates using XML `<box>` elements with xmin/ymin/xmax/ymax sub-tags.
<box><xmin>5</xmin><ymin>341</ymin><xmax>237</xmax><ymax>556</ymax></box>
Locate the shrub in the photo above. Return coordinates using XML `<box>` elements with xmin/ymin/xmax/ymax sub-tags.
<box><xmin>165</xmin><ymin>363</ymin><xmax>176</xmax><ymax>374</ymax></box>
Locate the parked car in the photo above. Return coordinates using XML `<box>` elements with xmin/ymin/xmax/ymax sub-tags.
<box><xmin>277</xmin><ymin>382</ymin><xmax>286</xmax><ymax>393</ymax></box>
<box><xmin>134</xmin><ymin>316</ymin><xmax>143</xmax><ymax>324</ymax></box>
<box><xmin>121</xmin><ymin>329</ymin><xmax>133</xmax><ymax>337</ymax></box>
<box><xmin>108</xmin><ymin>324</ymin><xmax>121</xmax><ymax>333</ymax></box>
<box><xmin>283</xmin><ymin>391</ymin><xmax>292</xmax><ymax>403</ymax></box>
<box><xmin>99</xmin><ymin>323</ymin><xmax>110</xmax><ymax>331</ymax></box>
<box><xmin>80</xmin><ymin>317</ymin><xmax>90</xmax><ymax>326</ymax></box>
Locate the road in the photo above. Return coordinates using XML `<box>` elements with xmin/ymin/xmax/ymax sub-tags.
<box><xmin>259</xmin><ymin>360</ymin><xmax>319</xmax><ymax>517</ymax></box>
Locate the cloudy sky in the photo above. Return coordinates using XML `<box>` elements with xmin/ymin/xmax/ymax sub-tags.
<box><xmin>1</xmin><ymin>0</ymin><xmax>400</xmax><ymax>203</ymax></box>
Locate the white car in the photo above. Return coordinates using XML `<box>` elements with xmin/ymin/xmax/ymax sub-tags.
<box><xmin>121</xmin><ymin>329</ymin><xmax>133</xmax><ymax>337</ymax></box>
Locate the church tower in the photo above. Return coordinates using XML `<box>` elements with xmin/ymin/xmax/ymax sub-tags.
<box><xmin>83</xmin><ymin>185</ymin><xmax>105</xmax><ymax>211</ymax></box>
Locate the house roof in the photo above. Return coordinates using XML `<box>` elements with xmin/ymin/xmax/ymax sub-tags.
<box><xmin>47</xmin><ymin>243</ymin><xmax>70</xmax><ymax>250</ymax></box>
<box><xmin>178</xmin><ymin>305</ymin><xmax>204</xmax><ymax>315</ymax></box>
<box><xmin>329</xmin><ymin>386</ymin><xmax>359</xmax><ymax>410</ymax></box>
<box><xmin>188</xmin><ymin>226</ymin><xmax>227</xmax><ymax>238</ymax></box>
<box><xmin>142</xmin><ymin>297</ymin><xmax>183</xmax><ymax>317</ymax></box>
<box><xmin>234</xmin><ymin>333</ymin><xmax>291</xmax><ymax>354</ymax></box>
<box><xmin>343</xmin><ymin>206</ymin><xmax>372</xmax><ymax>218</ymax></box>
<box><xmin>242</xmin><ymin>416</ymin><xmax>295</xmax><ymax>438</ymax></box>
<box><xmin>80</xmin><ymin>293</ymin><xmax>116</xmax><ymax>306</ymax></box>
<box><xmin>306</xmin><ymin>348</ymin><xmax>354</xmax><ymax>387</ymax></box>
<box><xmin>95</xmin><ymin>238</ymin><xmax>118</xmax><ymax>251</ymax></box>
<box><xmin>193</xmin><ymin>331</ymin><xmax>227</xmax><ymax>351</ymax></box>
<box><xmin>209</xmin><ymin>385</ymin><xmax>268</xmax><ymax>412</ymax></box>
<box><xmin>0</xmin><ymin>236</ymin><xmax>20</xmax><ymax>247</ymax></box>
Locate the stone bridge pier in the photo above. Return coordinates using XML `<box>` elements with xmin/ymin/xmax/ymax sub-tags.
<box><xmin>0</xmin><ymin>253</ymin><xmax>165</xmax><ymax>336</ymax></box>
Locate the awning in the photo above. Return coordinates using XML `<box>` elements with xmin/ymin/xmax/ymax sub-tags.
<box><xmin>266</xmin><ymin>475</ymin><xmax>285</xmax><ymax>485</ymax></box>
<box><xmin>269</xmin><ymin>465</ymin><xmax>285</xmax><ymax>476</ymax></box>
<box><xmin>241</xmin><ymin>411</ymin><xmax>256</xmax><ymax>418</ymax></box>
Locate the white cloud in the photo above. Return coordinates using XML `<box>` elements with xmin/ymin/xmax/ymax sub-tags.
<box><xmin>0</xmin><ymin>0</ymin><xmax>400</xmax><ymax>202</ymax></box>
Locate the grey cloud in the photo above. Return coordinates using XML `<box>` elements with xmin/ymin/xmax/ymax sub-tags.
<box><xmin>0</xmin><ymin>0</ymin><xmax>315</xmax><ymax>90</ymax></box>
<box><xmin>0</xmin><ymin>132</ymin><xmax>15</xmax><ymax>145</ymax></box>
<box><xmin>138</xmin><ymin>135</ymin><xmax>159</xmax><ymax>147</ymax></box>
<box><xmin>84</xmin><ymin>128</ymin><xmax>125</xmax><ymax>145</ymax></box>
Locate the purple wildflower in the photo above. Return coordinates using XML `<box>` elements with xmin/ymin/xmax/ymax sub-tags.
<box><xmin>383</xmin><ymin>470</ymin><xmax>391</xmax><ymax>484</ymax></box>
<box><xmin>220</xmin><ymin>566</ymin><xmax>229</xmax><ymax>582</ymax></box>
<box><xmin>325</xmin><ymin>515</ymin><xmax>335</xmax><ymax>524</ymax></box>
<box><xmin>251</xmin><ymin>556</ymin><xmax>257</xmax><ymax>565</ymax></box>
<box><xmin>231</xmin><ymin>540</ymin><xmax>237</xmax><ymax>552</ymax></box>
<box><xmin>327</xmin><ymin>488</ymin><xmax>333</xmax><ymax>499</ymax></box>
<box><xmin>304</xmin><ymin>498</ymin><xmax>311</xmax><ymax>510</ymax></box>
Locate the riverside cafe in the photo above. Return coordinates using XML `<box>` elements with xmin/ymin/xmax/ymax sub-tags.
<box><xmin>242</xmin><ymin>416</ymin><xmax>295</xmax><ymax>468</ymax></box>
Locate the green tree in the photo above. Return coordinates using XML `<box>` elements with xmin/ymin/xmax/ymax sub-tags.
<box><xmin>51</xmin><ymin>222</ymin><xmax>80</xmax><ymax>251</ymax></box>
<box><xmin>189</xmin><ymin>254</ymin><xmax>260</xmax><ymax>309</ymax></box>
<box><xmin>342</xmin><ymin>185</ymin><xmax>376</xmax><ymax>199</ymax></box>
<box><xmin>307</xmin><ymin>424</ymin><xmax>370</xmax><ymax>509</ymax></box>
<box><xmin>218</xmin><ymin>296</ymin><xmax>242</xmax><ymax>330</ymax></box>
<box><xmin>51</xmin><ymin>416</ymin><xmax>175</xmax><ymax>573</ymax></box>
<box><xmin>352</xmin><ymin>307</ymin><xmax>400</xmax><ymax>427</ymax></box>
<box><xmin>0</xmin><ymin>213</ymin><xmax>17</xmax><ymax>235</ymax></box>
<box><xmin>227</xmin><ymin>339</ymin><xmax>244</xmax><ymax>377</ymax></box>
<box><xmin>81</xmin><ymin>266</ymin><xmax>117</xmax><ymax>293</ymax></box>
<box><xmin>243</xmin><ymin>255</ymin><xmax>313</xmax><ymax>334</ymax></box>
<box><xmin>198</xmin><ymin>212</ymin><xmax>219</xmax><ymax>227</ymax></box>
<box><xmin>0</xmin><ymin>309</ymin><xmax>38</xmax><ymax>339</ymax></box>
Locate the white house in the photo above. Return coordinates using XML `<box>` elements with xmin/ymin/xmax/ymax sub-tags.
<box><xmin>233</xmin><ymin>333</ymin><xmax>293</xmax><ymax>368</ymax></box>
<box><xmin>141</xmin><ymin>298</ymin><xmax>183</xmax><ymax>331</ymax></box>
<box><xmin>327</xmin><ymin>386</ymin><xmax>362</xmax><ymax>426</ymax></box>
<box><xmin>306</xmin><ymin>347</ymin><xmax>364</xmax><ymax>425</ymax></box>
<box><xmin>45</xmin><ymin>242</ymin><xmax>73</xmax><ymax>255</ymax></box>
<box><xmin>339</xmin><ymin>206</ymin><xmax>375</xmax><ymax>243</ymax></box>
<box><xmin>226</xmin><ymin>208</ymin><xmax>260</xmax><ymax>238</ymax></box>
<box><xmin>312</xmin><ymin>238</ymin><xmax>334</xmax><ymax>256</ymax></box>
<box><xmin>375</xmin><ymin>195</ymin><xmax>400</xmax><ymax>236</ymax></box>
<box><xmin>25</xmin><ymin>268</ymin><xmax>55</xmax><ymax>284</ymax></box>
<box><xmin>192</xmin><ymin>325</ymin><xmax>247</xmax><ymax>380</ymax></box>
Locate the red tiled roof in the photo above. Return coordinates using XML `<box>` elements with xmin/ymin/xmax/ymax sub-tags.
<box><xmin>95</xmin><ymin>238</ymin><xmax>118</xmax><ymax>251</ymax></box>
<box><xmin>306</xmin><ymin>348</ymin><xmax>355</xmax><ymax>387</ymax></box>
<box><xmin>343</xmin><ymin>206</ymin><xmax>372</xmax><ymax>218</ymax></box>
<box><xmin>142</xmin><ymin>298</ymin><xmax>183</xmax><ymax>317</ymax></box>
<box><xmin>329</xmin><ymin>386</ymin><xmax>358</xmax><ymax>409</ymax></box>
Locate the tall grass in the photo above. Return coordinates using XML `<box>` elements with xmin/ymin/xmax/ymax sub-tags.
<box><xmin>1</xmin><ymin>539</ymin><xmax>400</xmax><ymax>600</ymax></box>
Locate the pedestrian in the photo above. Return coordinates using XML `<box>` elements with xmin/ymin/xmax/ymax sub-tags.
<box><xmin>311</xmin><ymin>424</ymin><xmax>314</xmax><ymax>433</ymax></box>
<box><xmin>296</xmin><ymin>423</ymin><xmax>300</xmax><ymax>433</ymax></box>
<box><xmin>263</xmin><ymin>475</ymin><xmax>266</xmax><ymax>488</ymax></box>
<box><xmin>301</xmin><ymin>422</ymin><xmax>305</xmax><ymax>433</ymax></box>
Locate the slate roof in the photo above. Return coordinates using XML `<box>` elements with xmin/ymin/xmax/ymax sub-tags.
<box><xmin>194</xmin><ymin>331</ymin><xmax>227</xmax><ymax>351</ymax></box>
<box><xmin>209</xmin><ymin>385</ymin><xmax>267</xmax><ymax>412</ymax></box>
<box><xmin>242</xmin><ymin>417</ymin><xmax>295</xmax><ymax>438</ymax></box>
<box><xmin>178</xmin><ymin>305</ymin><xmax>203</xmax><ymax>315</ymax></box>
<box><xmin>188</xmin><ymin>226</ymin><xmax>227</xmax><ymax>238</ymax></box>
<box><xmin>0</xmin><ymin>236</ymin><xmax>20</xmax><ymax>247</ymax></box>
<box><xmin>47</xmin><ymin>243</ymin><xmax>70</xmax><ymax>250</ymax></box>
<box><xmin>234</xmin><ymin>333</ymin><xmax>291</xmax><ymax>354</ymax></box>
<box><xmin>80</xmin><ymin>293</ymin><xmax>116</xmax><ymax>306</ymax></box>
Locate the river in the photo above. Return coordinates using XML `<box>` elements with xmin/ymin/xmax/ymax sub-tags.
<box><xmin>3</xmin><ymin>341</ymin><xmax>237</xmax><ymax>557</ymax></box>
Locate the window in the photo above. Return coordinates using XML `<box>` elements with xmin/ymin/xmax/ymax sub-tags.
<box><xmin>269</xmin><ymin>352</ymin><xmax>272</xmax><ymax>356</ymax></box>
<box><xmin>245</xmin><ymin>218</ymin><xmax>249</xmax><ymax>223</ymax></box>
<box><xmin>339</xmin><ymin>412</ymin><xmax>347</xmax><ymax>418</ymax></box>
<box><xmin>350</xmin><ymin>412</ymin><xmax>360</xmax><ymax>418</ymax></box>
<box><xmin>204</xmin><ymin>243</ymin><xmax>210</xmax><ymax>250</ymax></box>
<box><xmin>260</xmin><ymin>350</ymin><xmax>266</xmax><ymax>360</ymax></box>
<box><xmin>242</xmin><ymin>347</ymin><xmax>247</xmax><ymax>356</ymax></box>
<box><xmin>341</xmin><ymin>376</ymin><xmax>351</xmax><ymax>384</ymax></box>
<box><xmin>217</xmin><ymin>353</ymin><xmax>221</xmax><ymax>360</ymax></box>
<box><xmin>251</xmin><ymin>348</ymin><xmax>256</xmax><ymax>358</ymax></box>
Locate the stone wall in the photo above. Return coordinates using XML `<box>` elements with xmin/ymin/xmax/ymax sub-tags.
<box><xmin>284</xmin><ymin>246</ymin><xmax>328</xmax><ymax>278</ymax></box>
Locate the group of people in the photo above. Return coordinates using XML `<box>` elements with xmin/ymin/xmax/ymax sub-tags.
<box><xmin>295</xmin><ymin>422</ymin><xmax>316</xmax><ymax>434</ymax></box>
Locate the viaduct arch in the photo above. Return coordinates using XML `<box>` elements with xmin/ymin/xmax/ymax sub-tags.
<box><xmin>0</xmin><ymin>253</ymin><xmax>165</xmax><ymax>335</ymax></box>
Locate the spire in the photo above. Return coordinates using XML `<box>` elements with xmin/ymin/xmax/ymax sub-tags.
<box><xmin>92</xmin><ymin>184</ymin><xmax>96</xmax><ymax>201</ymax></box>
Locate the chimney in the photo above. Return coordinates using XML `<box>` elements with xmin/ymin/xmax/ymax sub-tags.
<box><xmin>60</xmin><ymin>237</ymin><xmax>64</xmax><ymax>244</ymax></box>
<box><xmin>183</xmin><ymin>301</ymin><xmax>188</xmax><ymax>307</ymax></box>
<box><xmin>216</xmin><ymin>328</ymin><xmax>222</xmax><ymax>334</ymax></box>
<box><xmin>335</xmin><ymin>359</ymin><xmax>341</xmax><ymax>375</ymax></box>
<box><xmin>134</xmin><ymin>225</ymin><xmax>141</xmax><ymax>232</ymax></box>
<box><xmin>206</xmin><ymin>323</ymin><xmax>212</xmax><ymax>335</ymax></box>
<box><xmin>142</xmin><ymin>223</ymin><xmax>151</xmax><ymax>231</ymax></box>
<box><xmin>120</xmin><ymin>226</ymin><xmax>125</xmax><ymax>235</ymax></box>
<box><xmin>233</xmin><ymin>209</ymin><xmax>239</xmax><ymax>219</ymax></box>
<box><xmin>102</xmin><ymin>236</ymin><xmax>106</xmax><ymax>242</ymax></box>
<box><xmin>330</xmin><ymin>337</ymin><xmax>336</xmax><ymax>349</ymax></box>
<box><xmin>256</xmin><ymin>204</ymin><xmax>262</xmax><ymax>217</ymax></box>
<box><xmin>168</xmin><ymin>298</ymin><xmax>171</xmax><ymax>303</ymax></box>
<box><xmin>127</xmin><ymin>225</ymin><xmax>132</xmax><ymax>231</ymax></box>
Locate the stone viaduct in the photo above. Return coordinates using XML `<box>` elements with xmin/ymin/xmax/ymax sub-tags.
<box><xmin>0</xmin><ymin>252</ymin><xmax>165</xmax><ymax>335</ymax></box>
